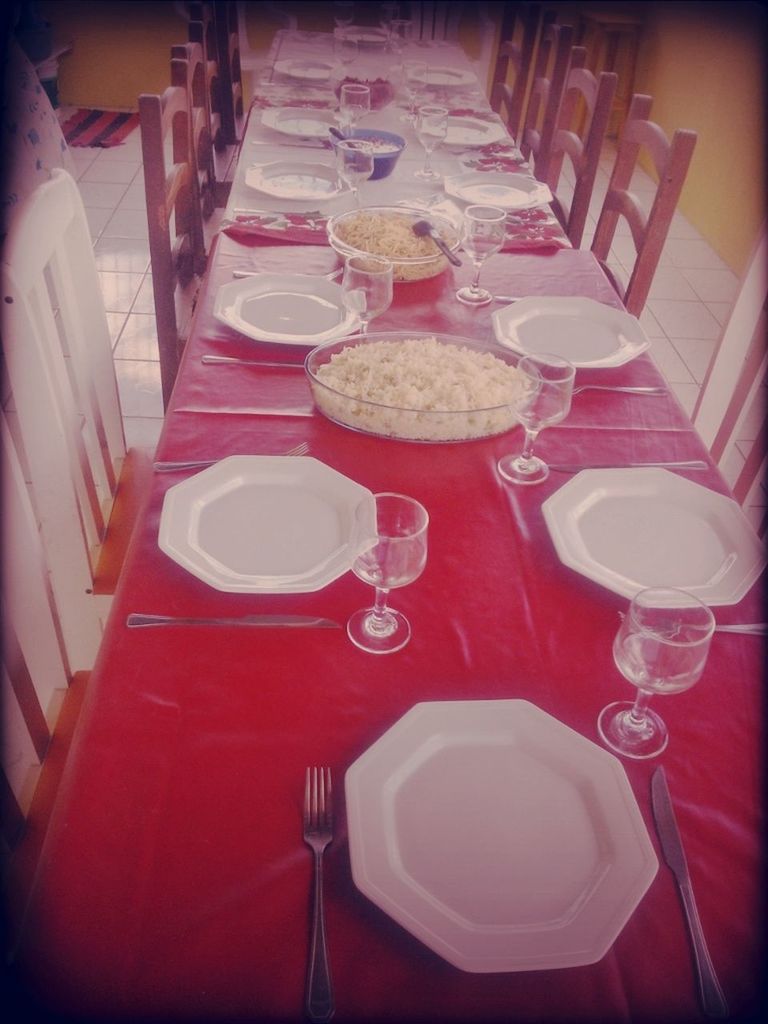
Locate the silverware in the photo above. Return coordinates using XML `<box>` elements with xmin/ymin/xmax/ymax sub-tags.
<box><xmin>493</xmin><ymin>294</ymin><xmax>522</xmax><ymax>303</ymax></box>
<box><xmin>651</xmin><ymin>766</ymin><xmax>729</xmax><ymax>1019</ymax></box>
<box><xmin>412</xmin><ymin>219</ymin><xmax>462</xmax><ymax>266</ymax></box>
<box><xmin>572</xmin><ymin>385</ymin><xmax>667</xmax><ymax>396</ymax></box>
<box><xmin>548</xmin><ymin>460</ymin><xmax>708</xmax><ymax>472</ymax></box>
<box><xmin>232</xmin><ymin>267</ymin><xmax>342</xmax><ymax>281</ymax></box>
<box><xmin>201</xmin><ymin>354</ymin><xmax>305</xmax><ymax>368</ymax></box>
<box><xmin>126</xmin><ymin>613</ymin><xmax>340</xmax><ymax>629</ymax></box>
<box><xmin>714</xmin><ymin>623</ymin><xmax>767</xmax><ymax>636</ymax></box>
<box><xmin>154</xmin><ymin>441</ymin><xmax>309</xmax><ymax>472</ymax></box>
<box><xmin>303</xmin><ymin>767</ymin><xmax>334</xmax><ymax>1023</ymax></box>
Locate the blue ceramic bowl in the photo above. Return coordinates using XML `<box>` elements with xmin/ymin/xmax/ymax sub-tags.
<box><xmin>332</xmin><ymin>128</ymin><xmax>406</xmax><ymax>180</ymax></box>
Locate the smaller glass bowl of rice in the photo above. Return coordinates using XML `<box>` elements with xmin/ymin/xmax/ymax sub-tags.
<box><xmin>327</xmin><ymin>206</ymin><xmax>461</xmax><ymax>282</ymax></box>
<box><xmin>305</xmin><ymin>331</ymin><xmax>527</xmax><ymax>442</ymax></box>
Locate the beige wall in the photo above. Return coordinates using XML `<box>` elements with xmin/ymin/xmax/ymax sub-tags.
<box><xmin>39</xmin><ymin>1</ymin><xmax>765</xmax><ymax>274</ymax></box>
<box><xmin>635</xmin><ymin>2</ymin><xmax>765</xmax><ymax>275</ymax></box>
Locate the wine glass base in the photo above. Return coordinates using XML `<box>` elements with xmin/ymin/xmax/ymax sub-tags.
<box><xmin>597</xmin><ymin>701</ymin><xmax>669</xmax><ymax>760</ymax></box>
<box><xmin>347</xmin><ymin>607</ymin><xmax>411</xmax><ymax>654</ymax></box>
<box><xmin>414</xmin><ymin>168</ymin><xmax>441</xmax><ymax>182</ymax></box>
<box><xmin>497</xmin><ymin>453</ymin><xmax>549</xmax><ymax>485</ymax></box>
<box><xmin>456</xmin><ymin>286</ymin><xmax>492</xmax><ymax>306</ymax></box>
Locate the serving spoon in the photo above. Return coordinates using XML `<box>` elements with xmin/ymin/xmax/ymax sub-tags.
<box><xmin>412</xmin><ymin>220</ymin><xmax>462</xmax><ymax>266</ymax></box>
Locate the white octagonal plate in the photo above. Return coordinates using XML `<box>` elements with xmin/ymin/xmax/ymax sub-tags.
<box><xmin>261</xmin><ymin>107</ymin><xmax>339</xmax><ymax>139</ymax></box>
<box><xmin>244</xmin><ymin>161</ymin><xmax>342</xmax><ymax>202</ymax></box>
<box><xmin>345</xmin><ymin>699</ymin><xmax>658</xmax><ymax>973</ymax></box>
<box><xmin>159</xmin><ymin>456</ymin><xmax>376</xmax><ymax>593</ymax></box>
<box><xmin>273</xmin><ymin>59</ymin><xmax>335</xmax><ymax>82</ymax></box>
<box><xmin>444</xmin><ymin>171</ymin><xmax>552</xmax><ymax>210</ymax></box>
<box><xmin>492</xmin><ymin>296</ymin><xmax>650</xmax><ymax>368</ymax></box>
<box><xmin>444</xmin><ymin>117</ymin><xmax>507</xmax><ymax>148</ymax></box>
<box><xmin>542</xmin><ymin>468</ymin><xmax>765</xmax><ymax>605</ymax></box>
<box><xmin>213</xmin><ymin>274</ymin><xmax>359</xmax><ymax>345</ymax></box>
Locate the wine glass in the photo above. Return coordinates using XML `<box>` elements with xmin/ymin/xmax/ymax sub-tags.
<box><xmin>415</xmin><ymin>104</ymin><xmax>448</xmax><ymax>181</ymax></box>
<box><xmin>388</xmin><ymin>17</ymin><xmax>413</xmax><ymax>58</ymax></box>
<box><xmin>333</xmin><ymin>27</ymin><xmax>358</xmax><ymax>68</ymax></box>
<box><xmin>401</xmin><ymin>59</ymin><xmax>427</xmax><ymax>123</ymax></box>
<box><xmin>597</xmin><ymin>588</ymin><xmax>716</xmax><ymax>759</ymax></box>
<box><xmin>347</xmin><ymin>492</ymin><xmax>429</xmax><ymax>654</ymax></box>
<box><xmin>341</xmin><ymin>255</ymin><xmax>393</xmax><ymax>333</ymax></box>
<box><xmin>333</xmin><ymin>1</ymin><xmax>355</xmax><ymax>29</ymax></box>
<box><xmin>339</xmin><ymin>82</ymin><xmax>371</xmax><ymax>132</ymax></box>
<box><xmin>456</xmin><ymin>204</ymin><xmax>507</xmax><ymax>306</ymax></box>
<box><xmin>496</xmin><ymin>353</ymin><xmax>575</xmax><ymax>485</ymax></box>
<box><xmin>335</xmin><ymin>138</ymin><xmax>374</xmax><ymax>208</ymax></box>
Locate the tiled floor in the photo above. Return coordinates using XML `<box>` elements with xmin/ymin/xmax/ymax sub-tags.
<box><xmin>62</xmin><ymin>111</ymin><xmax>764</xmax><ymax>523</ymax></box>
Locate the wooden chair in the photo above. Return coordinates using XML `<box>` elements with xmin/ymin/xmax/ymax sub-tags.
<box><xmin>693</xmin><ymin>229</ymin><xmax>767</xmax><ymax>529</ymax></box>
<box><xmin>408</xmin><ymin>2</ymin><xmax>497</xmax><ymax>92</ymax></box>
<box><xmin>187</xmin><ymin>1</ymin><xmax>236</xmax><ymax>206</ymax></box>
<box><xmin>518</xmin><ymin>21</ymin><xmax>575</xmax><ymax>185</ymax></box>
<box><xmin>544</xmin><ymin>48</ymin><xmax>617</xmax><ymax>248</ymax></box>
<box><xmin>213</xmin><ymin>0</ymin><xmax>245</xmax><ymax>147</ymax></box>
<box><xmin>490</xmin><ymin>2</ymin><xmax>544</xmax><ymax>143</ymax></box>
<box><xmin>139</xmin><ymin>72</ymin><xmax>205</xmax><ymax>407</ymax></box>
<box><xmin>590</xmin><ymin>93</ymin><xmax>698</xmax><ymax>317</ymax></box>
<box><xmin>171</xmin><ymin>39</ymin><xmax>217</xmax><ymax>261</ymax></box>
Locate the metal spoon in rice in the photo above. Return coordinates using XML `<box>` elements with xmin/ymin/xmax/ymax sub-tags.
<box><xmin>412</xmin><ymin>219</ymin><xmax>462</xmax><ymax>266</ymax></box>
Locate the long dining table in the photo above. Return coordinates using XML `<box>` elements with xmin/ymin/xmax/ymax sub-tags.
<box><xmin>11</xmin><ymin>27</ymin><xmax>765</xmax><ymax>1024</ymax></box>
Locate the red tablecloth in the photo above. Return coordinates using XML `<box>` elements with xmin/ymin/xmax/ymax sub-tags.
<box><xmin>11</xmin><ymin>230</ymin><xmax>765</xmax><ymax>1024</ymax></box>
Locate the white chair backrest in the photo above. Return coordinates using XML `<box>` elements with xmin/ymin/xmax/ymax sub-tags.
<box><xmin>2</xmin><ymin>410</ymin><xmax>71</xmax><ymax>822</ymax></box>
<box><xmin>1</xmin><ymin>168</ymin><xmax>125</xmax><ymax>672</ymax></box>
<box><xmin>693</xmin><ymin>228</ymin><xmax>767</xmax><ymax>523</ymax></box>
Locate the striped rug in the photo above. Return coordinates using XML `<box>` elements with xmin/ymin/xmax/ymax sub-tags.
<box><xmin>61</xmin><ymin>109</ymin><xmax>140</xmax><ymax>148</ymax></box>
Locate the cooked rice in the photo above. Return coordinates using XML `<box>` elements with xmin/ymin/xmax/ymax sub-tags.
<box><xmin>309</xmin><ymin>336</ymin><xmax>525</xmax><ymax>441</ymax></box>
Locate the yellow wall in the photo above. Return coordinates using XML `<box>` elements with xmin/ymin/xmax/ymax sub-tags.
<box><xmin>38</xmin><ymin>1</ymin><xmax>765</xmax><ymax>274</ymax></box>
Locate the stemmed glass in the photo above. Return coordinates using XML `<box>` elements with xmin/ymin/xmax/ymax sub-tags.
<box><xmin>496</xmin><ymin>353</ymin><xmax>575</xmax><ymax>484</ymax></box>
<box><xmin>341</xmin><ymin>255</ymin><xmax>394</xmax><ymax>333</ymax></box>
<box><xmin>456</xmin><ymin>204</ymin><xmax>507</xmax><ymax>306</ymax></box>
<box><xmin>339</xmin><ymin>83</ymin><xmax>371</xmax><ymax>132</ymax></box>
<box><xmin>415</xmin><ymin>104</ymin><xmax>448</xmax><ymax>181</ymax></box>
<box><xmin>335</xmin><ymin>138</ymin><xmax>374</xmax><ymax>208</ymax></box>
<box><xmin>347</xmin><ymin>493</ymin><xmax>429</xmax><ymax>654</ymax></box>
<box><xmin>401</xmin><ymin>60</ymin><xmax>427</xmax><ymax>123</ymax></box>
<box><xmin>333</xmin><ymin>28</ymin><xmax>358</xmax><ymax>68</ymax></box>
<box><xmin>333</xmin><ymin>1</ymin><xmax>355</xmax><ymax>29</ymax></box>
<box><xmin>388</xmin><ymin>17</ymin><xmax>413</xmax><ymax>57</ymax></box>
<box><xmin>597</xmin><ymin>588</ymin><xmax>716</xmax><ymax>759</ymax></box>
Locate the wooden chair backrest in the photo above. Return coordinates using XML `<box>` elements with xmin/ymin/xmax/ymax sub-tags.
<box><xmin>546</xmin><ymin>50</ymin><xmax>617</xmax><ymax>247</ymax></box>
<box><xmin>139</xmin><ymin>77</ymin><xmax>202</xmax><ymax>406</ymax></box>
<box><xmin>591</xmin><ymin>93</ymin><xmax>698</xmax><ymax>317</ymax></box>
<box><xmin>213</xmin><ymin>0</ymin><xmax>244</xmax><ymax>146</ymax></box>
<box><xmin>519</xmin><ymin>21</ymin><xmax>574</xmax><ymax>184</ymax></box>
<box><xmin>490</xmin><ymin>2</ymin><xmax>543</xmax><ymax>142</ymax></box>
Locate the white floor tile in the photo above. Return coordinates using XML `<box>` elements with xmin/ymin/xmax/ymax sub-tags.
<box><xmin>115</xmin><ymin>360</ymin><xmax>164</xmax><ymax>418</ymax></box>
<box><xmin>80</xmin><ymin>159</ymin><xmax>141</xmax><ymax>185</ymax></box>
<box><xmin>669</xmin><ymin>336</ymin><xmax>718</xmax><ymax>385</ymax></box>
<box><xmin>663</xmin><ymin>238</ymin><xmax>731</xmax><ymax>270</ymax></box>
<box><xmin>648</xmin><ymin>336</ymin><xmax>696</xmax><ymax>384</ymax></box>
<box><xmin>680</xmin><ymin>266</ymin><xmax>740</xmax><ymax>303</ymax></box>
<box><xmin>646</xmin><ymin>298</ymin><xmax>722</xmax><ymax>340</ymax></box>
<box><xmin>78</xmin><ymin>180</ymin><xmax>130</xmax><ymax>208</ymax></box>
<box><xmin>97</xmin><ymin>271</ymin><xmax>145</xmax><ymax>313</ymax></box>
<box><xmin>102</xmin><ymin>208</ymin><xmax>149</xmax><ymax>239</ymax></box>
<box><xmin>122</xmin><ymin>416</ymin><xmax>163</xmax><ymax>451</ymax></box>
<box><xmin>93</xmin><ymin>237</ymin><xmax>151</xmax><ymax>273</ymax></box>
<box><xmin>113</xmin><ymin>313</ymin><xmax>160</xmax><ymax>360</ymax></box>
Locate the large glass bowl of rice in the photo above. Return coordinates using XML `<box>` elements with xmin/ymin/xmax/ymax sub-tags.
<box><xmin>326</xmin><ymin>206</ymin><xmax>461</xmax><ymax>282</ymax></box>
<box><xmin>305</xmin><ymin>331</ymin><xmax>527</xmax><ymax>442</ymax></box>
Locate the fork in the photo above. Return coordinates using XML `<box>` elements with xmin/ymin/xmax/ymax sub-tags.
<box><xmin>153</xmin><ymin>441</ymin><xmax>309</xmax><ymax>472</ymax></box>
<box><xmin>303</xmin><ymin>767</ymin><xmax>334</xmax><ymax>1024</ymax></box>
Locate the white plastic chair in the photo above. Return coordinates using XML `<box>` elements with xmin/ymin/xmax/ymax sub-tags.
<box><xmin>1</xmin><ymin>169</ymin><xmax>148</xmax><ymax>672</ymax></box>
<box><xmin>693</xmin><ymin>228</ymin><xmax>767</xmax><ymax>529</ymax></box>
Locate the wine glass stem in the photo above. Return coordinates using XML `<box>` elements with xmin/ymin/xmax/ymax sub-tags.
<box><xmin>627</xmin><ymin>689</ymin><xmax>653</xmax><ymax>727</ymax></box>
<box><xmin>423</xmin><ymin>149</ymin><xmax>433</xmax><ymax>174</ymax></box>
<box><xmin>469</xmin><ymin>259</ymin><xmax>485</xmax><ymax>293</ymax></box>
<box><xmin>366</xmin><ymin>587</ymin><xmax>393</xmax><ymax>633</ymax></box>
<box><xmin>520</xmin><ymin>427</ymin><xmax>540</xmax><ymax>462</ymax></box>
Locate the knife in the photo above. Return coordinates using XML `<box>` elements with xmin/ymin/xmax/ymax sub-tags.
<box><xmin>549</xmin><ymin>460</ymin><xmax>708</xmax><ymax>472</ymax></box>
<box><xmin>650</xmin><ymin>766</ymin><xmax>729</xmax><ymax>1018</ymax></box>
<box><xmin>126</xmin><ymin>613</ymin><xmax>340</xmax><ymax>629</ymax></box>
